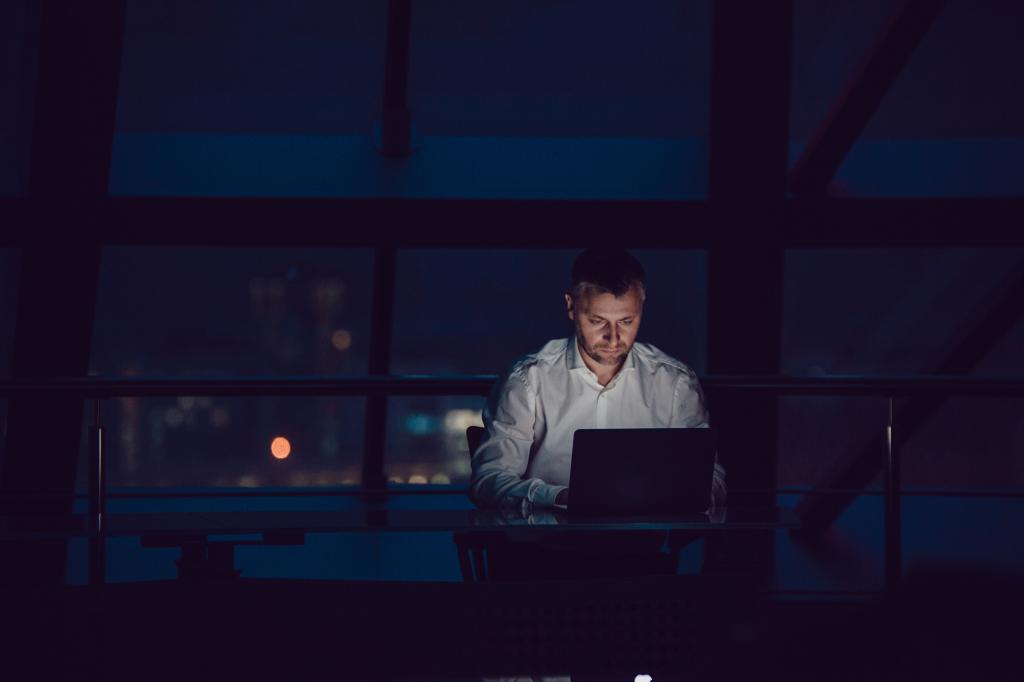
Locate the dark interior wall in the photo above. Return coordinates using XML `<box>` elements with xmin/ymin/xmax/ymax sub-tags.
<box><xmin>0</xmin><ymin>0</ymin><xmax>36</xmax><ymax>196</ymax></box>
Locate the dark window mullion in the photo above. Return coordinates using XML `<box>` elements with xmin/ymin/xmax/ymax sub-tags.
<box><xmin>362</xmin><ymin>0</ymin><xmax>414</xmax><ymax>488</ymax></box>
<box><xmin>361</xmin><ymin>247</ymin><xmax>397</xmax><ymax>489</ymax></box>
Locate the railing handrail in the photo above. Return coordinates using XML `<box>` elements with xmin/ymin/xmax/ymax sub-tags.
<box><xmin>1</xmin><ymin>374</ymin><xmax>1024</xmax><ymax>397</ymax></box>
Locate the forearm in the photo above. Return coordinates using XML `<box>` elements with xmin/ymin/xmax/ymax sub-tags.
<box><xmin>470</xmin><ymin>467</ymin><xmax>566</xmax><ymax>509</ymax></box>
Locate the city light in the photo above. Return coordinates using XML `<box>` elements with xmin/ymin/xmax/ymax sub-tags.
<box><xmin>635</xmin><ymin>676</ymin><xmax>653</xmax><ymax>682</ymax></box>
<box><xmin>271</xmin><ymin>436</ymin><xmax>291</xmax><ymax>459</ymax></box>
<box><xmin>210</xmin><ymin>407</ymin><xmax>230</xmax><ymax>427</ymax></box>
<box><xmin>331</xmin><ymin>329</ymin><xmax>353</xmax><ymax>351</ymax></box>
<box><xmin>404</xmin><ymin>413</ymin><xmax>437</xmax><ymax>435</ymax></box>
<box><xmin>444</xmin><ymin>409</ymin><xmax>482</xmax><ymax>435</ymax></box>
<box><xmin>164</xmin><ymin>407</ymin><xmax>185</xmax><ymax>428</ymax></box>
<box><xmin>430</xmin><ymin>473</ymin><xmax>451</xmax><ymax>484</ymax></box>
<box><xmin>408</xmin><ymin>474</ymin><xmax>428</xmax><ymax>484</ymax></box>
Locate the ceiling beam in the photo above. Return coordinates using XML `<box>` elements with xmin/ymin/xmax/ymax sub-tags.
<box><xmin>5</xmin><ymin>196</ymin><xmax>1024</xmax><ymax>248</ymax></box>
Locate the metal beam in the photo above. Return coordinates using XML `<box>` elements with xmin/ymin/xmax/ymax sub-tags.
<box><xmin>7</xmin><ymin>196</ymin><xmax>1024</xmax><ymax>248</ymax></box>
<box><xmin>790</xmin><ymin>0</ymin><xmax>946</xmax><ymax>195</ymax></box>
<box><xmin>2</xmin><ymin>375</ymin><xmax>1023</xmax><ymax>399</ymax></box>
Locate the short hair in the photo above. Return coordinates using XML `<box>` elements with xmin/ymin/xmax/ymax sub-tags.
<box><xmin>570</xmin><ymin>248</ymin><xmax>646</xmax><ymax>301</ymax></box>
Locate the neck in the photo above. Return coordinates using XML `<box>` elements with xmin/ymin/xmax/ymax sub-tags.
<box><xmin>577</xmin><ymin>338</ymin><xmax>623</xmax><ymax>386</ymax></box>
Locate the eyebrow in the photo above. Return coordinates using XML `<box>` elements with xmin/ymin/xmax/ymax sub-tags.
<box><xmin>588</xmin><ymin>315</ymin><xmax>633</xmax><ymax>322</ymax></box>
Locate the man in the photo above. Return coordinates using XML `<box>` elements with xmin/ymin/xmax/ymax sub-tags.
<box><xmin>470</xmin><ymin>247</ymin><xmax>726</xmax><ymax>511</ymax></box>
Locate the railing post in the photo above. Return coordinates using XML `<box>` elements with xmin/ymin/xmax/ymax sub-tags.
<box><xmin>362</xmin><ymin>248</ymin><xmax>398</xmax><ymax>490</ymax></box>
<box><xmin>883</xmin><ymin>396</ymin><xmax>902</xmax><ymax>593</ymax></box>
<box><xmin>87</xmin><ymin>398</ymin><xmax>105</xmax><ymax>586</ymax></box>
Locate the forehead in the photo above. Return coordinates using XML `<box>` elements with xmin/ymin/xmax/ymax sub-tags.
<box><xmin>576</xmin><ymin>285</ymin><xmax>643</xmax><ymax>318</ymax></box>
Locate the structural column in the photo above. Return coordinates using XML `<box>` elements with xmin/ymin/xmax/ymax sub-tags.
<box><xmin>707</xmin><ymin>1</ymin><xmax>794</xmax><ymax>571</ymax></box>
<box><xmin>1</xmin><ymin>0</ymin><xmax>126</xmax><ymax>584</ymax></box>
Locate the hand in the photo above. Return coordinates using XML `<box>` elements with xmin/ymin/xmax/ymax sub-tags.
<box><xmin>711</xmin><ymin>460</ymin><xmax>727</xmax><ymax>509</ymax></box>
<box><xmin>555</xmin><ymin>488</ymin><xmax>569</xmax><ymax>506</ymax></box>
<box><xmin>711</xmin><ymin>477</ymin><xmax>727</xmax><ymax>509</ymax></box>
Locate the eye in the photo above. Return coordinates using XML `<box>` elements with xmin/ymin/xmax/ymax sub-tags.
<box><xmin>619</xmin><ymin>319</ymin><xmax>633</xmax><ymax>326</ymax></box>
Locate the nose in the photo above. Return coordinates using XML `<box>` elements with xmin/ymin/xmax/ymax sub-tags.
<box><xmin>605</xmin><ymin>325</ymin><xmax>619</xmax><ymax>345</ymax></box>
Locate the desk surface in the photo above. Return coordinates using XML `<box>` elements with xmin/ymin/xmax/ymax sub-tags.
<box><xmin>1</xmin><ymin>506</ymin><xmax>797</xmax><ymax>539</ymax></box>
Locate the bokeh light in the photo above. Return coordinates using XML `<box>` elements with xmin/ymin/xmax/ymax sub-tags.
<box><xmin>271</xmin><ymin>436</ymin><xmax>291</xmax><ymax>459</ymax></box>
<box><xmin>331</xmin><ymin>329</ymin><xmax>353</xmax><ymax>351</ymax></box>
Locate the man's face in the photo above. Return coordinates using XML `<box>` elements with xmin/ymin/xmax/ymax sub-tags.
<box><xmin>565</xmin><ymin>283</ymin><xmax>644</xmax><ymax>368</ymax></box>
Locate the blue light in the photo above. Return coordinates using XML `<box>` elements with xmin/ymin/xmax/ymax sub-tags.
<box><xmin>404</xmin><ymin>413</ymin><xmax>438</xmax><ymax>436</ymax></box>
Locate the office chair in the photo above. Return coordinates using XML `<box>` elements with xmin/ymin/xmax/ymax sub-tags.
<box><xmin>455</xmin><ymin>425</ymin><xmax>489</xmax><ymax>581</ymax></box>
<box><xmin>466</xmin><ymin>425</ymin><xmax>485</xmax><ymax>461</ymax></box>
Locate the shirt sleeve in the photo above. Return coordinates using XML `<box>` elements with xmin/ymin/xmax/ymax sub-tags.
<box><xmin>469</xmin><ymin>364</ymin><xmax>567</xmax><ymax>509</ymax></box>
<box><xmin>670</xmin><ymin>370</ymin><xmax>727</xmax><ymax>506</ymax></box>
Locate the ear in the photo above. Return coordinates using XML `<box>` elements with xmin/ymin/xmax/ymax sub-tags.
<box><xmin>565</xmin><ymin>293</ymin><xmax>575</xmax><ymax>321</ymax></box>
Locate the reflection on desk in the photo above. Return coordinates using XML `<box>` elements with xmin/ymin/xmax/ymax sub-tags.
<box><xmin>471</xmin><ymin>507</ymin><xmax>730</xmax><ymax>526</ymax></box>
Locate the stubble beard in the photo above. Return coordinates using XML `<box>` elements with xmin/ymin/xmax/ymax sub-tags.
<box><xmin>576</xmin><ymin>327</ymin><xmax>628</xmax><ymax>368</ymax></box>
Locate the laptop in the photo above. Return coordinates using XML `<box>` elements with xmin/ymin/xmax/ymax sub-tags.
<box><xmin>567</xmin><ymin>428</ymin><xmax>717</xmax><ymax>516</ymax></box>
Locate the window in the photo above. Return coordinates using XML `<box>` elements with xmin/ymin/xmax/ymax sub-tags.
<box><xmin>405</xmin><ymin>0</ymin><xmax>712</xmax><ymax>199</ymax></box>
<box><xmin>108</xmin><ymin>1</ymin><xmax>713</xmax><ymax>199</ymax></box>
<box><xmin>780</xmin><ymin>248</ymin><xmax>1024</xmax><ymax>490</ymax></box>
<box><xmin>109</xmin><ymin>0</ymin><xmax>387</xmax><ymax>196</ymax></box>
<box><xmin>83</xmin><ymin>247</ymin><xmax>373</xmax><ymax>488</ymax></box>
<box><xmin>791</xmin><ymin>0</ymin><xmax>1024</xmax><ymax>196</ymax></box>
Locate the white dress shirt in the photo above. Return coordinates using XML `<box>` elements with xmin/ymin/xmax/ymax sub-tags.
<box><xmin>470</xmin><ymin>336</ymin><xmax>725</xmax><ymax>509</ymax></box>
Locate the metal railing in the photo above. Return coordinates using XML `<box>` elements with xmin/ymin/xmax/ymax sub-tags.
<box><xmin>2</xmin><ymin>374</ymin><xmax>1023</xmax><ymax>589</ymax></box>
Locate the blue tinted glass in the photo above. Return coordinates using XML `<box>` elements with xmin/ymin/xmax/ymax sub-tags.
<box><xmin>783</xmin><ymin>249</ymin><xmax>1024</xmax><ymax>375</ymax></box>
<box><xmin>392</xmin><ymin>249</ymin><xmax>706</xmax><ymax>375</ymax></box>
<box><xmin>109</xmin><ymin>0</ymin><xmax>387</xmax><ymax>196</ymax></box>
<box><xmin>109</xmin><ymin>1</ymin><xmax>711</xmax><ymax>199</ymax></box>
<box><xmin>79</xmin><ymin>396</ymin><xmax>365</xmax><ymax>489</ymax></box>
<box><xmin>91</xmin><ymin>247</ymin><xmax>373</xmax><ymax>376</ymax></box>
<box><xmin>791</xmin><ymin>0</ymin><xmax>1024</xmax><ymax>196</ymax></box>
<box><xmin>85</xmin><ymin>246</ymin><xmax>373</xmax><ymax>489</ymax></box>
<box><xmin>385</xmin><ymin>395</ymin><xmax>485</xmax><ymax>485</ymax></box>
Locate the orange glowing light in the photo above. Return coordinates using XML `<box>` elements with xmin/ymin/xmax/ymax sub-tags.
<box><xmin>331</xmin><ymin>329</ymin><xmax>353</xmax><ymax>351</ymax></box>
<box><xmin>270</xmin><ymin>436</ymin><xmax>291</xmax><ymax>459</ymax></box>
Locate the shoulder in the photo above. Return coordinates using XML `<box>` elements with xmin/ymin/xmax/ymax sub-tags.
<box><xmin>502</xmin><ymin>338</ymin><xmax>570</xmax><ymax>387</ymax></box>
<box><xmin>632</xmin><ymin>342</ymin><xmax>696</xmax><ymax>377</ymax></box>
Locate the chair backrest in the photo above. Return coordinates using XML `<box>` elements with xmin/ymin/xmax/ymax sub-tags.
<box><xmin>466</xmin><ymin>425</ymin><xmax>485</xmax><ymax>459</ymax></box>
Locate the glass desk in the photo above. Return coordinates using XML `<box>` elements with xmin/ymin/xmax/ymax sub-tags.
<box><xmin>1</xmin><ymin>506</ymin><xmax>797</xmax><ymax>537</ymax></box>
<box><xmin>2</xmin><ymin>506</ymin><xmax>797</xmax><ymax>582</ymax></box>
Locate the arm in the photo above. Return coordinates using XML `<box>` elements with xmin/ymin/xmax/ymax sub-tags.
<box><xmin>671</xmin><ymin>370</ymin><xmax>727</xmax><ymax>508</ymax></box>
<box><xmin>469</xmin><ymin>364</ymin><xmax>567</xmax><ymax>509</ymax></box>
